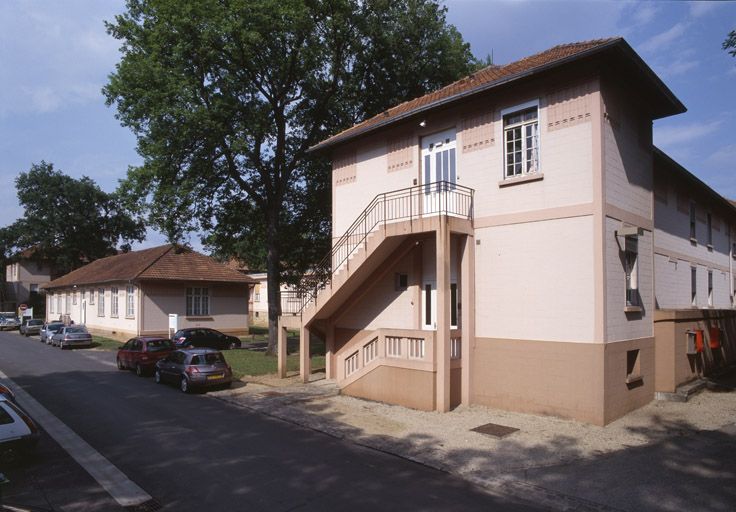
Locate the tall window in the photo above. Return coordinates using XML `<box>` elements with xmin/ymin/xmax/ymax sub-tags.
<box><xmin>89</xmin><ymin>288</ymin><xmax>95</xmax><ymax>305</ymax></box>
<box><xmin>691</xmin><ymin>267</ymin><xmax>697</xmax><ymax>306</ymax></box>
<box><xmin>57</xmin><ymin>294</ymin><xmax>62</xmax><ymax>314</ymax></box>
<box><xmin>689</xmin><ymin>203</ymin><xmax>696</xmax><ymax>240</ymax></box>
<box><xmin>50</xmin><ymin>294</ymin><xmax>54</xmax><ymax>314</ymax></box>
<box><xmin>450</xmin><ymin>283</ymin><xmax>458</xmax><ymax>327</ymax></box>
<box><xmin>706</xmin><ymin>213</ymin><xmax>713</xmax><ymax>246</ymax></box>
<box><xmin>65</xmin><ymin>293</ymin><xmax>71</xmax><ymax>313</ymax></box>
<box><xmin>504</xmin><ymin>106</ymin><xmax>539</xmax><ymax>178</ymax></box>
<box><xmin>72</xmin><ymin>291</ymin><xmax>78</xmax><ymax>305</ymax></box>
<box><xmin>111</xmin><ymin>287</ymin><xmax>119</xmax><ymax>317</ymax></box>
<box><xmin>126</xmin><ymin>286</ymin><xmax>135</xmax><ymax>318</ymax></box>
<box><xmin>186</xmin><ymin>287</ymin><xmax>210</xmax><ymax>316</ymax></box>
<box><xmin>708</xmin><ymin>270</ymin><xmax>713</xmax><ymax>307</ymax></box>
<box><xmin>424</xmin><ymin>284</ymin><xmax>432</xmax><ymax>327</ymax></box>
<box><xmin>98</xmin><ymin>288</ymin><xmax>105</xmax><ymax>316</ymax></box>
<box><xmin>624</xmin><ymin>237</ymin><xmax>639</xmax><ymax>307</ymax></box>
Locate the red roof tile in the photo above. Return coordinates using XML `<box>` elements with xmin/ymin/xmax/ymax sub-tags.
<box><xmin>43</xmin><ymin>245</ymin><xmax>254</xmax><ymax>289</ymax></box>
<box><xmin>311</xmin><ymin>37</ymin><xmax>683</xmax><ymax>152</ymax></box>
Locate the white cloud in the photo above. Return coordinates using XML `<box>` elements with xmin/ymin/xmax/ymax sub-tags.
<box><xmin>632</xmin><ymin>3</ymin><xmax>659</xmax><ymax>26</ymax></box>
<box><xmin>689</xmin><ymin>1</ymin><xmax>720</xmax><ymax>18</ymax></box>
<box><xmin>657</xmin><ymin>59</ymin><xmax>699</xmax><ymax>77</ymax></box>
<box><xmin>639</xmin><ymin>22</ymin><xmax>689</xmax><ymax>53</ymax></box>
<box><xmin>654</xmin><ymin>120</ymin><xmax>722</xmax><ymax>147</ymax></box>
<box><xmin>708</xmin><ymin>143</ymin><xmax>736</xmax><ymax>165</ymax></box>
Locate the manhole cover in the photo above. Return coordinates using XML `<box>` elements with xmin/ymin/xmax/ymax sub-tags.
<box><xmin>471</xmin><ymin>422</ymin><xmax>519</xmax><ymax>438</ymax></box>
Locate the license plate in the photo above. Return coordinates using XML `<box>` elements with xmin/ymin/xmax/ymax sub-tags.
<box><xmin>207</xmin><ymin>374</ymin><xmax>224</xmax><ymax>380</ymax></box>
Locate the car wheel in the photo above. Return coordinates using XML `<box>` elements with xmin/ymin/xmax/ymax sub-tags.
<box><xmin>180</xmin><ymin>376</ymin><xmax>190</xmax><ymax>393</ymax></box>
<box><xmin>155</xmin><ymin>370</ymin><xmax>162</xmax><ymax>384</ymax></box>
<box><xmin>135</xmin><ymin>364</ymin><xmax>143</xmax><ymax>377</ymax></box>
<box><xmin>117</xmin><ymin>358</ymin><xmax>125</xmax><ymax>370</ymax></box>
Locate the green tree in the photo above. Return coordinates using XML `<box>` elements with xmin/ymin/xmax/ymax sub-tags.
<box><xmin>0</xmin><ymin>162</ymin><xmax>145</xmax><ymax>275</ymax></box>
<box><xmin>724</xmin><ymin>30</ymin><xmax>736</xmax><ymax>57</ymax></box>
<box><xmin>104</xmin><ymin>0</ymin><xmax>477</xmax><ymax>354</ymax></box>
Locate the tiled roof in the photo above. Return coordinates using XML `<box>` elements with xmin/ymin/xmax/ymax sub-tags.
<box><xmin>43</xmin><ymin>245</ymin><xmax>254</xmax><ymax>289</ymax></box>
<box><xmin>311</xmin><ymin>37</ymin><xmax>683</xmax><ymax>152</ymax></box>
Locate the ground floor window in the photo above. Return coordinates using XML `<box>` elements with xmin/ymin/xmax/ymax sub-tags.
<box><xmin>111</xmin><ymin>287</ymin><xmax>119</xmax><ymax>317</ymax></box>
<box><xmin>624</xmin><ymin>237</ymin><xmax>639</xmax><ymax>307</ymax></box>
<box><xmin>98</xmin><ymin>288</ymin><xmax>105</xmax><ymax>316</ymax></box>
<box><xmin>126</xmin><ymin>286</ymin><xmax>135</xmax><ymax>318</ymax></box>
<box><xmin>186</xmin><ymin>287</ymin><xmax>210</xmax><ymax>316</ymax></box>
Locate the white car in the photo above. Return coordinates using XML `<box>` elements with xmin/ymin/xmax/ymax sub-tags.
<box><xmin>0</xmin><ymin>396</ymin><xmax>39</xmax><ymax>456</ymax></box>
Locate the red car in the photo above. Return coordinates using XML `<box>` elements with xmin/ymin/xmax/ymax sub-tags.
<box><xmin>117</xmin><ymin>337</ymin><xmax>175</xmax><ymax>376</ymax></box>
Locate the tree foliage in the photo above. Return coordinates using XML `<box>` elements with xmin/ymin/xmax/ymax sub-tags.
<box><xmin>724</xmin><ymin>30</ymin><xmax>736</xmax><ymax>57</ymax></box>
<box><xmin>104</xmin><ymin>0</ymin><xmax>477</xmax><ymax>352</ymax></box>
<box><xmin>0</xmin><ymin>162</ymin><xmax>145</xmax><ymax>275</ymax></box>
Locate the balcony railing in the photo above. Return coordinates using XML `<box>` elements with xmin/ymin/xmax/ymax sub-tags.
<box><xmin>295</xmin><ymin>181</ymin><xmax>474</xmax><ymax>313</ymax></box>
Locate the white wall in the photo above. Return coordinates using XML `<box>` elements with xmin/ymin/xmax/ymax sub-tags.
<box><xmin>475</xmin><ymin>215</ymin><xmax>596</xmax><ymax>342</ymax></box>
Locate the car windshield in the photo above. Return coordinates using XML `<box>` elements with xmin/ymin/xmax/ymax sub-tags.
<box><xmin>147</xmin><ymin>339</ymin><xmax>173</xmax><ymax>352</ymax></box>
<box><xmin>66</xmin><ymin>327</ymin><xmax>88</xmax><ymax>334</ymax></box>
<box><xmin>29</xmin><ymin>320</ymin><xmax>43</xmax><ymax>326</ymax></box>
<box><xmin>49</xmin><ymin>324</ymin><xmax>64</xmax><ymax>332</ymax></box>
<box><xmin>191</xmin><ymin>353</ymin><xmax>225</xmax><ymax>365</ymax></box>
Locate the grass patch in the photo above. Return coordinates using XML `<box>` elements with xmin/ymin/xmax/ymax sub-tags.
<box><xmin>89</xmin><ymin>335</ymin><xmax>123</xmax><ymax>351</ymax></box>
<box><xmin>223</xmin><ymin>350</ymin><xmax>325</xmax><ymax>379</ymax></box>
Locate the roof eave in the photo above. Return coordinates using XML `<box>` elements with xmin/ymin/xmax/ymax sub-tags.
<box><xmin>309</xmin><ymin>38</ymin><xmax>685</xmax><ymax>154</ymax></box>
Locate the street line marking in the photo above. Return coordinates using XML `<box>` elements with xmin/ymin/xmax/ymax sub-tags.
<box><xmin>0</xmin><ymin>369</ymin><xmax>152</xmax><ymax>507</ymax></box>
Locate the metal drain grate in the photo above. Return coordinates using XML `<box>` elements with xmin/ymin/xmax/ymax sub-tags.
<box><xmin>471</xmin><ymin>422</ymin><xmax>519</xmax><ymax>438</ymax></box>
<box><xmin>126</xmin><ymin>499</ymin><xmax>162</xmax><ymax>512</ymax></box>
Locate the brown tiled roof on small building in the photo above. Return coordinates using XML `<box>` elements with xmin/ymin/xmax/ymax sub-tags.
<box><xmin>310</xmin><ymin>37</ymin><xmax>684</xmax><ymax>153</ymax></box>
<box><xmin>43</xmin><ymin>245</ymin><xmax>254</xmax><ymax>290</ymax></box>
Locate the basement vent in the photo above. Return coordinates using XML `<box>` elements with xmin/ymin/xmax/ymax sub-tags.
<box><xmin>471</xmin><ymin>422</ymin><xmax>519</xmax><ymax>438</ymax></box>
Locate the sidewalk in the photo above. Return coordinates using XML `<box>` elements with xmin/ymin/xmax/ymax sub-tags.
<box><xmin>213</xmin><ymin>372</ymin><xmax>736</xmax><ymax>512</ymax></box>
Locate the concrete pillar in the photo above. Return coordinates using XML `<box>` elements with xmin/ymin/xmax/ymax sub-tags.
<box><xmin>325</xmin><ymin>322</ymin><xmax>335</xmax><ymax>380</ymax></box>
<box><xmin>300</xmin><ymin>324</ymin><xmax>311</xmax><ymax>383</ymax></box>
<box><xmin>435</xmin><ymin>219</ymin><xmax>451</xmax><ymax>412</ymax></box>
<box><xmin>277</xmin><ymin>321</ymin><xmax>288</xmax><ymax>379</ymax></box>
<box><xmin>460</xmin><ymin>234</ymin><xmax>475</xmax><ymax>406</ymax></box>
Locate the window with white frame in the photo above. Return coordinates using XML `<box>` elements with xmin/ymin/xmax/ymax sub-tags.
<box><xmin>186</xmin><ymin>287</ymin><xmax>210</xmax><ymax>316</ymax></box>
<box><xmin>56</xmin><ymin>294</ymin><xmax>62</xmax><ymax>314</ymax></box>
<box><xmin>72</xmin><ymin>291</ymin><xmax>78</xmax><ymax>305</ymax></box>
<box><xmin>111</xmin><ymin>287</ymin><xmax>119</xmax><ymax>317</ymax></box>
<box><xmin>50</xmin><ymin>294</ymin><xmax>54</xmax><ymax>314</ymax></box>
<box><xmin>126</xmin><ymin>286</ymin><xmax>135</xmax><ymax>318</ymax></box>
<box><xmin>503</xmin><ymin>105</ymin><xmax>539</xmax><ymax>178</ymax></box>
<box><xmin>89</xmin><ymin>288</ymin><xmax>95</xmax><ymax>305</ymax></box>
<box><xmin>691</xmin><ymin>267</ymin><xmax>697</xmax><ymax>306</ymax></box>
<box><xmin>707</xmin><ymin>213</ymin><xmax>713</xmax><ymax>246</ymax></box>
<box><xmin>624</xmin><ymin>237</ymin><xmax>639</xmax><ymax>307</ymax></box>
<box><xmin>98</xmin><ymin>288</ymin><xmax>105</xmax><ymax>316</ymax></box>
<box><xmin>65</xmin><ymin>293</ymin><xmax>71</xmax><ymax>314</ymax></box>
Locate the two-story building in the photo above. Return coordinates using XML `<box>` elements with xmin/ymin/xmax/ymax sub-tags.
<box><xmin>3</xmin><ymin>248</ymin><xmax>54</xmax><ymax>313</ymax></box>
<box><xmin>43</xmin><ymin>244</ymin><xmax>253</xmax><ymax>340</ymax></box>
<box><xmin>292</xmin><ymin>38</ymin><xmax>735</xmax><ymax>425</ymax></box>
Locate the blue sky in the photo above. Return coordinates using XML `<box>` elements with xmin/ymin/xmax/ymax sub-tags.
<box><xmin>1</xmin><ymin>1</ymin><xmax>734</xmax><ymax>250</ymax></box>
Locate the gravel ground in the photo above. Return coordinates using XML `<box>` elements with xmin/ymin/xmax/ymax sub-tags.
<box><xmin>213</xmin><ymin>372</ymin><xmax>736</xmax><ymax>511</ymax></box>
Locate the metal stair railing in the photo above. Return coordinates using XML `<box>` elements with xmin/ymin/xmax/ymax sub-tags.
<box><xmin>296</xmin><ymin>181</ymin><xmax>474</xmax><ymax>313</ymax></box>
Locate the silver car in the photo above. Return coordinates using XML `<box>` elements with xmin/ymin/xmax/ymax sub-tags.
<box><xmin>154</xmin><ymin>348</ymin><xmax>233</xmax><ymax>393</ymax></box>
<box><xmin>40</xmin><ymin>322</ymin><xmax>65</xmax><ymax>344</ymax></box>
<box><xmin>51</xmin><ymin>325</ymin><xmax>92</xmax><ymax>349</ymax></box>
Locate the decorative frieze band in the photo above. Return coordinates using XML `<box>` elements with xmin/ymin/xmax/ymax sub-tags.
<box><xmin>547</xmin><ymin>81</ymin><xmax>594</xmax><ymax>131</ymax></box>
<box><xmin>333</xmin><ymin>150</ymin><xmax>357</xmax><ymax>187</ymax></box>
<box><xmin>461</xmin><ymin>113</ymin><xmax>494</xmax><ymax>153</ymax></box>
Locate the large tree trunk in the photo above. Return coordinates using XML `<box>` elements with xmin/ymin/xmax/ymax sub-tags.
<box><xmin>265</xmin><ymin>203</ymin><xmax>281</xmax><ymax>356</ymax></box>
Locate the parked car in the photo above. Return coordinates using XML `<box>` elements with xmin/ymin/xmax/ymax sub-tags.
<box><xmin>0</xmin><ymin>384</ymin><xmax>16</xmax><ymax>403</ymax></box>
<box><xmin>51</xmin><ymin>325</ymin><xmax>92</xmax><ymax>349</ymax></box>
<box><xmin>40</xmin><ymin>322</ymin><xmax>65</xmax><ymax>344</ymax></box>
<box><xmin>117</xmin><ymin>337</ymin><xmax>175</xmax><ymax>376</ymax></box>
<box><xmin>172</xmin><ymin>328</ymin><xmax>241</xmax><ymax>350</ymax></box>
<box><xmin>20</xmin><ymin>319</ymin><xmax>44</xmax><ymax>337</ymax></box>
<box><xmin>154</xmin><ymin>348</ymin><xmax>233</xmax><ymax>393</ymax></box>
<box><xmin>0</xmin><ymin>314</ymin><xmax>21</xmax><ymax>331</ymax></box>
<box><xmin>0</xmin><ymin>396</ymin><xmax>39</xmax><ymax>457</ymax></box>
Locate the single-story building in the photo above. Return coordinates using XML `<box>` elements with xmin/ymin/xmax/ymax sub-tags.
<box><xmin>42</xmin><ymin>244</ymin><xmax>253</xmax><ymax>340</ymax></box>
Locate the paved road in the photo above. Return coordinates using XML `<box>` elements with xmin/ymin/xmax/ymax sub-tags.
<box><xmin>0</xmin><ymin>331</ymin><xmax>540</xmax><ymax>511</ymax></box>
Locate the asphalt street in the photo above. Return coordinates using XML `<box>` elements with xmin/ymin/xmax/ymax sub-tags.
<box><xmin>0</xmin><ymin>330</ymin><xmax>541</xmax><ymax>511</ymax></box>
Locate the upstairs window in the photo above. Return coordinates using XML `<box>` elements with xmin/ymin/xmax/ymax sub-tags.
<box><xmin>689</xmin><ymin>203</ymin><xmax>696</xmax><ymax>241</ymax></box>
<box><xmin>691</xmin><ymin>267</ymin><xmax>697</xmax><ymax>306</ymax></box>
<box><xmin>706</xmin><ymin>213</ymin><xmax>713</xmax><ymax>247</ymax></box>
<box><xmin>708</xmin><ymin>270</ymin><xmax>713</xmax><ymax>307</ymax></box>
<box><xmin>504</xmin><ymin>106</ymin><xmax>539</xmax><ymax>178</ymax></box>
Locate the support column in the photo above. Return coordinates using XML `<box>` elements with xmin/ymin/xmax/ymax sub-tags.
<box><xmin>436</xmin><ymin>219</ymin><xmax>452</xmax><ymax>412</ymax></box>
<box><xmin>300</xmin><ymin>324</ymin><xmax>311</xmax><ymax>383</ymax></box>
<box><xmin>460</xmin><ymin>233</ymin><xmax>475</xmax><ymax>406</ymax></box>
<box><xmin>325</xmin><ymin>322</ymin><xmax>335</xmax><ymax>380</ymax></box>
<box><xmin>277</xmin><ymin>320</ymin><xmax>287</xmax><ymax>379</ymax></box>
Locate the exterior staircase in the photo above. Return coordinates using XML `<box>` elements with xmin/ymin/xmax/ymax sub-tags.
<box><xmin>293</xmin><ymin>181</ymin><xmax>474</xmax><ymax>329</ymax></box>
